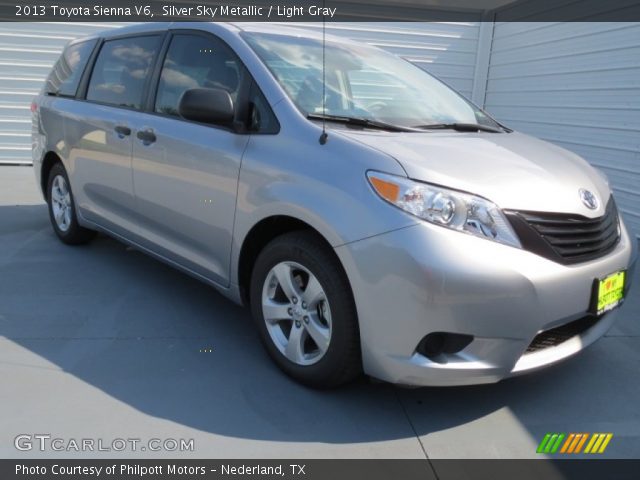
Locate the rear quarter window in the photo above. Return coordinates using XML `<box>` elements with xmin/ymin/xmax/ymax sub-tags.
<box><xmin>45</xmin><ymin>39</ymin><xmax>97</xmax><ymax>97</ymax></box>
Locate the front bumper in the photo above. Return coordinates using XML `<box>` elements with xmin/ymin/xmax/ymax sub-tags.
<box><xmin>335</xmin><ymin>217</ymin><xmax>637</xmax><ymax>387</ymax></box>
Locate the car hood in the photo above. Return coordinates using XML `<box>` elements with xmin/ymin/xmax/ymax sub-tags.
<box><xmin>337</xmin><ymin>130</ymin><xmax>610</xmax><ymax>216</ymax></box>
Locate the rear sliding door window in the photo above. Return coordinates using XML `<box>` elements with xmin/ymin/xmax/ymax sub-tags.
<box><xmin>86</xmin><ymin>35</ymin><xmax>161</xmax><ymax>109</ymax></box>
<box><xmin>45</xmin><ymin>39</ymin><xmax>97</xmax><ymax>97</ymax></box>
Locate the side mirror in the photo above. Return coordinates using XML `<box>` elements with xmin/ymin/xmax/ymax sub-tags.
<box><xmin>178</xmin><ymin>88</ymin><xmax>234</xmax><ymax>126</ymax></box>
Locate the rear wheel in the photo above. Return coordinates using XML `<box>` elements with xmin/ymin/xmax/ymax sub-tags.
<box><xmin>250</xmin><ymin>231</ymin><xmax>361</xmax><ymax>388</ymax></box>
<box><xmin>47</xmin><ymin>163</ymin><xmax>96</xmax><ymax>245</ymax></box>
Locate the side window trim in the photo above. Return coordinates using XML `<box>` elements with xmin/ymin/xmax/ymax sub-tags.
<box><xmin>147</xmin><ymin>29</ymin><xmax>279</xmax><ymax>135</ymax></box>
<box><xmin>247</xmin><ymin>79</ymin><xmax>280</xmax><ymax>134</ymax></box>
<box><xmin>76</xmin><ymin>38</ymin><xmax>104</xmax><ymax>100</ymax></box>
<box><xmin>80</xmin><ymin>31</ymin><xmax>167</xmax><ymax>112</ymax></box>
<box><xmin>142</xmin><ymin>32</ymin><xmax>173</xmax><ymax>112</ymax></box>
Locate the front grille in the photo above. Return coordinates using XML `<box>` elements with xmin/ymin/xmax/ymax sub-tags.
<box><xmin>526</xmin><ymin>315</ymin><xmax>600</xmax><ymax>354</ymax></box>
<box><xmin>506</xmin><ymin>197</ymin><xmax>620</xmax><ymax>264</ymax></box>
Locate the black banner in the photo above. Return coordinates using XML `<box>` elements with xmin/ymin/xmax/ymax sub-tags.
<box><xmin>2</xmin><ymin>0</ymin><xmax>640</xmax><ymax>22</ymax></box>
<box><xmin>3</xmin><ymin>460</ymin><xmax>640</xmax><ymax>480</ymax></box>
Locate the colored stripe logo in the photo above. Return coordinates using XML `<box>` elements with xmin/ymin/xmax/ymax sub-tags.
<box><xmin>537</xmin><ymin>433</ymin><xmax>612</xmax><ymax>454</ymax></box>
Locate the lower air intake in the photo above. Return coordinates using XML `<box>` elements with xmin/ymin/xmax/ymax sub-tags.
<box><xmin>526</xmin><ymin>315</ymin><xmax>600</xmax><ymax>354</ymax></box>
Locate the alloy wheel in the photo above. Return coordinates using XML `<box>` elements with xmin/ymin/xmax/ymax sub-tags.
<box><xmin>51</xmin><ymin>174</ymin><xmax>72</xmax><ymax>232</ymax></box>
<box><xmin>261</xmin><ymin>261</ymin><xmax>332</xmax><ymax>366</ymax></box>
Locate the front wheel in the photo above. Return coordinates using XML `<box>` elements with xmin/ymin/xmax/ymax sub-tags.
<box><xmin>47</xmin><ymin>163</ymin><xmax>96</xmax><ymax>245</ymax></box>
<box><xmin>250</xmin><ymin>231</ymin><xmax>361</xmax><ymax>388</ymax></box>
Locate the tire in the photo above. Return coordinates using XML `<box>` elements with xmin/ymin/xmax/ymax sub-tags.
<box><xmin>46</xmin><ymin>162</ymin><xmax>96</xmax><ymax>245</ymax></box>
<box><xmin>250</xmin><ymin>231</ymin><xmax>361</xmax><ymax>388</ymax></box>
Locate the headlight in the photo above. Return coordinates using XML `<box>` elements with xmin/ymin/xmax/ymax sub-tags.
<box><xmin>367</xmin><ymin>171</ymin><xmax>521</xmax><ymax>248</ymax></box>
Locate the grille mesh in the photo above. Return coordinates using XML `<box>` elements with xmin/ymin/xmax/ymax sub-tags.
<box><xmin>526</xmin><ymin>316</ymin><xmax>600</xmax><ymax>354</ymax></box>
<box><xmin>507</xmin><ymin>197</ymin><xmax>620</xmax><ymax>264</ymax></box>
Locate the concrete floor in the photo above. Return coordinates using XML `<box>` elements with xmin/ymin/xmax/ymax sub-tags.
<box><xmin>1</xmin><ymin>165</ymin><xmax>639</xmax><ymax>461</ymax></box>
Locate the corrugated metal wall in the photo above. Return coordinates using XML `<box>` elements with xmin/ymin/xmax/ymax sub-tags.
<box><xmin>484</xmin><ymin>22</ymin><xmax>640</xmax><ymax>237</ymax></box>
<box><xmin>0</xmin><ymin>21</ymin><xmax>480</xmax><ymax>165</ymax></box>
<box><xmin>0</xmin><ymin>22</ymin><xmax>125</xmax><ymax>165</ymax></box>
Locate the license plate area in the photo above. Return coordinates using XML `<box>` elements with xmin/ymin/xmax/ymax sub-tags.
<box><xmin>590</xmin><ymin>270</ymin><xmax>626</xmax><ymax>316</ymax></box>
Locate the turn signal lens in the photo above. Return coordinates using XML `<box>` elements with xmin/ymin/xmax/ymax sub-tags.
<box><xmin>369</xmin><ymin>176</ymin><xmax>400</xmax><ymax>202</ymax></box>
<box><xmin>367</xmin><ymin>171</ymin><xmax>521</xmax><ymax>248</ymax></box>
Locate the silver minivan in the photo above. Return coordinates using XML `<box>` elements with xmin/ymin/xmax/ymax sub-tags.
<box><xmin>32</xmin><ymin>22</ymin><xmax>636</xmax><ymax>388</ymax></box>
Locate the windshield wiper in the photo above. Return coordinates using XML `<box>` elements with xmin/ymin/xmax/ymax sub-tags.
<box><xmin>412</xmin><ymin>123</ymin><xmax>504</xmax><ymax>133</ymax></box>
<box><xmin>307</xmin><ymin>113</ymin><xmax>419</xmax><ymax>133</ymax></box>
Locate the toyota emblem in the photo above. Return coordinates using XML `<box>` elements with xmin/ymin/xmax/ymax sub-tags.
<box><xmin>579</xmin><ymin>188</ymin><xmax>599</xmax><ymax>210</ymax></box>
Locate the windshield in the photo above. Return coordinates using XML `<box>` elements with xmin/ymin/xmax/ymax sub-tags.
<box><xmin>242</xmin><ymin>31</ymin><xmax>501</xmax><ymax>130</ymax></box>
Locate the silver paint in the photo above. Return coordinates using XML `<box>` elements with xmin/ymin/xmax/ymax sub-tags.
<box><xmin>33</xmin><ymin>22</ymin><xmax>637</xmax><ymax>386</ymax></box>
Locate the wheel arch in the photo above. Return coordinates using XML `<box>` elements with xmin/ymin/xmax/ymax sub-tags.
<box><xmin>237</xmin><ymin>215</ymin><xmax>348</xmax><ymax>306</ymax></box>
<box><xmin>40</xmin><ymin>151</ymin><xmax>63</xmax><ymax>199</ymax></box>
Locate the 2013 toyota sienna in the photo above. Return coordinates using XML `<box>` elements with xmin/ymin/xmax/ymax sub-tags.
<box><xmin>32</xmin><ymin>22</ymin><xmax>637</xmax><ymax>388</ymax></box>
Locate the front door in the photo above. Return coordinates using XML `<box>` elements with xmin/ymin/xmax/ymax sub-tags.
<box><xmin>131</xmin><ymin>32</ymin><xmax>249</xmax><ymax>286</ymax></box>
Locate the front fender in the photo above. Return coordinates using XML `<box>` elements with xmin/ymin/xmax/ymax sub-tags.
<box><xmin>230</xmin><ymin>116</ymin><xmax>416</xmax><ymax>286</ymax></box>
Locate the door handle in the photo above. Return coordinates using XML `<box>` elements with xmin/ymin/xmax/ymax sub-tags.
<box><xmin>114</xmin><ymin>125</ymin><xmax>131</xmax><ymax>137</ymax></box>
<box><xmin>136</xmin><ymin>129</ymin><xmax>156</xmax><ymax>145</ymax></box>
